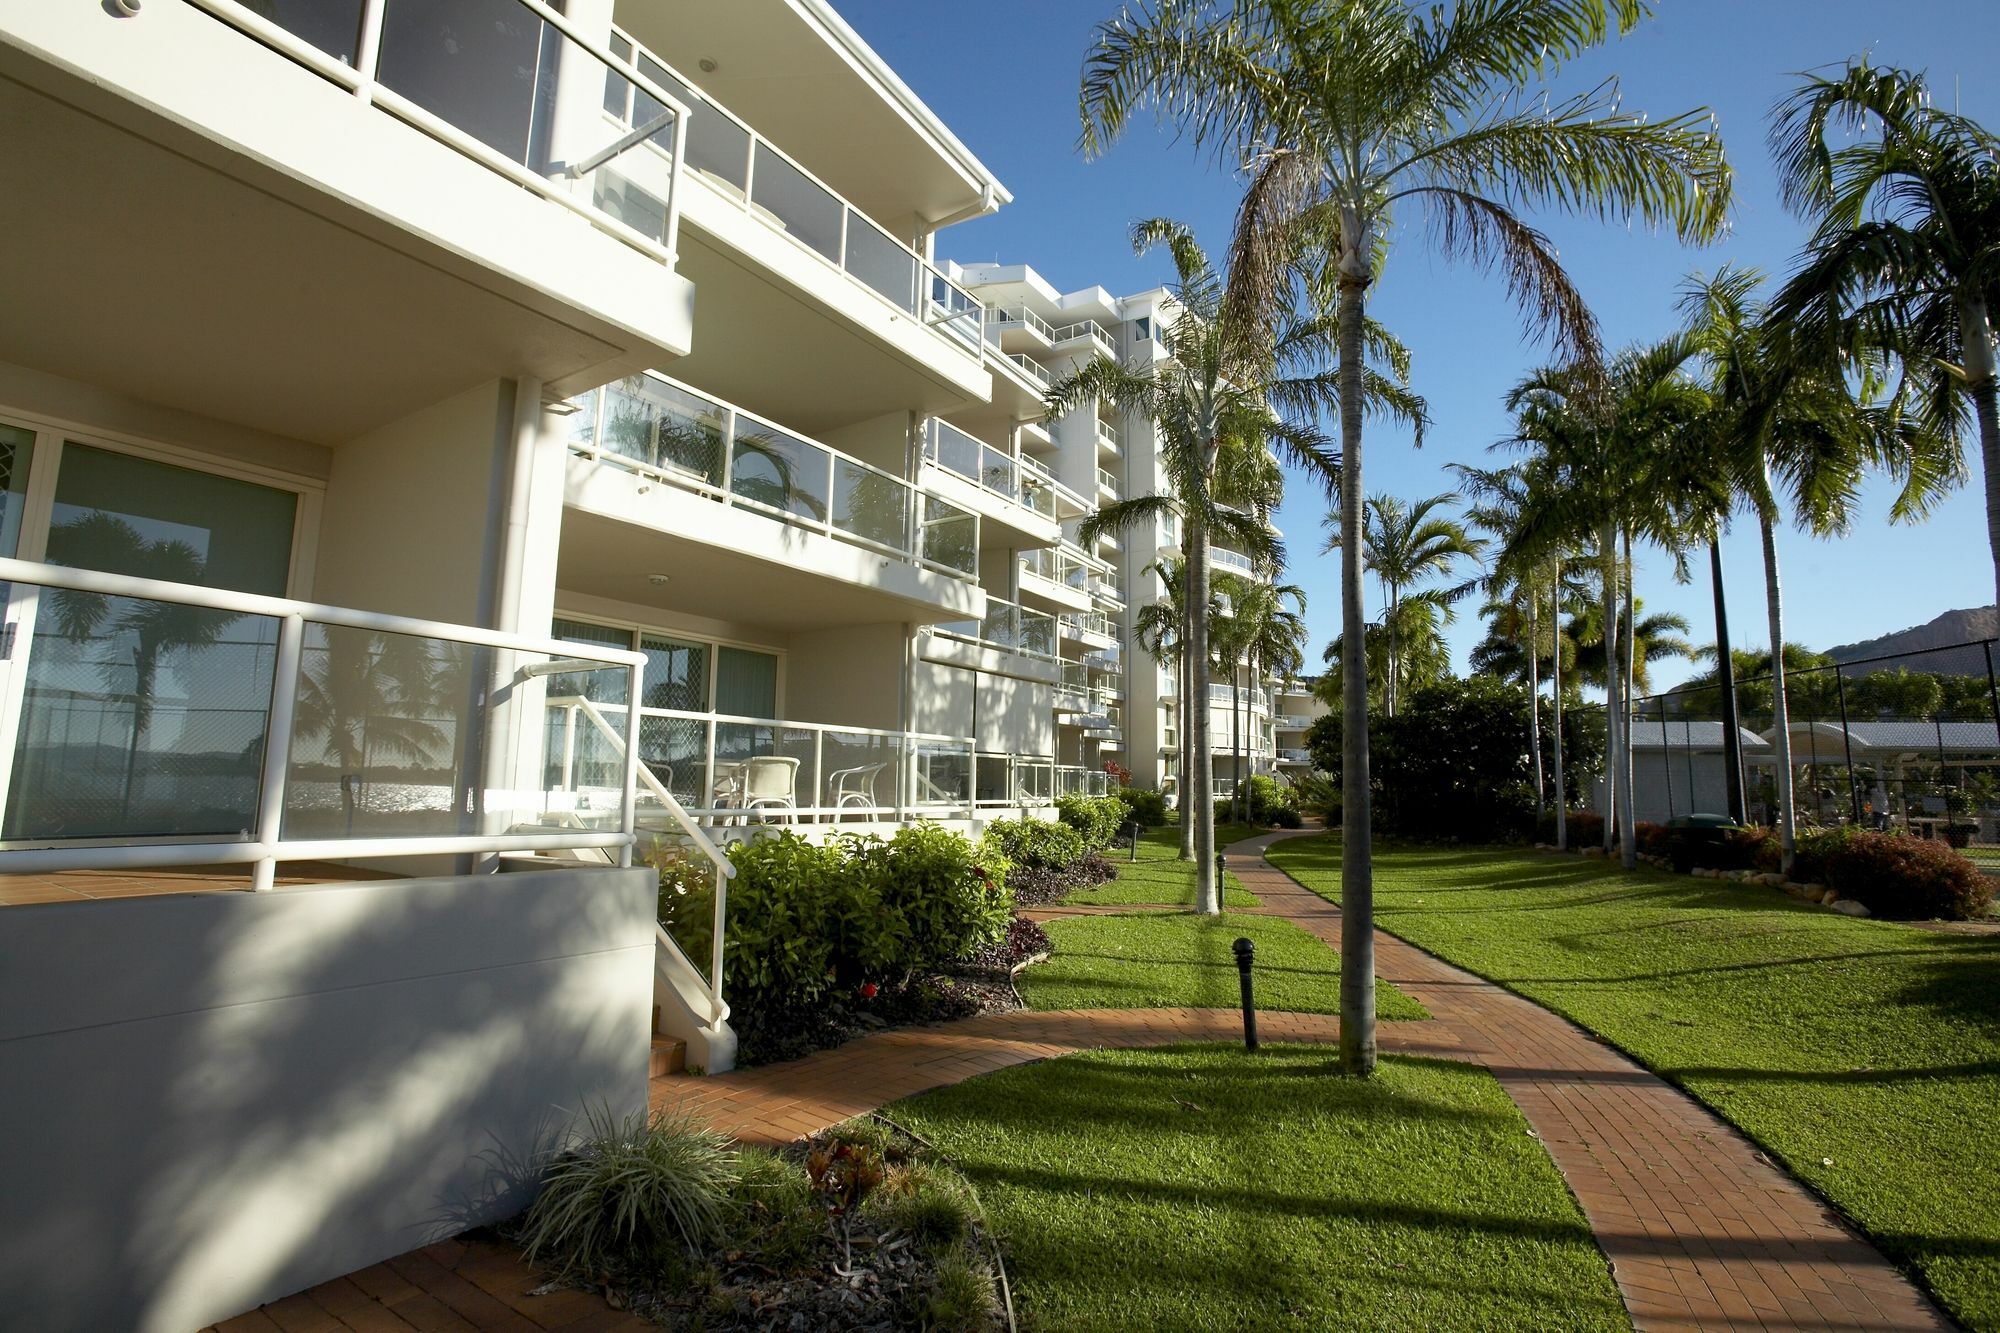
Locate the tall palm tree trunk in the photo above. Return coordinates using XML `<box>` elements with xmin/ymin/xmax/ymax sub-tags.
<box><xmin>1527</xmin><ymin>592</ymin><xmax>1544</xmax><ymax>819</ymax></box>
<box><xmin>1599</xmin><ymin>522</ymin><xmax>1622</xmax><ymax>856</ymax></box>
<box><xmin>1963</xmin><ymin>299</ymin><xmax>2000</xmax><ymax>609</ymax></box>
<box><xmin>1620</xmin><ymin>532</ymin><xmax>1638</xmax><ymax>870</ymax></box>
<box><xmin>1168</xmin><ymin>636</ymin><xmax>1184</xmax><ymax>860</ymax></box>
<box><xmin>1187</xmin><ymin>494</ymin><xmax>1218</xmax><ymax>915</ymax></box>
<box><xmin>1710</xmin><ymin>538</ymin><xmax>1747</xmax><ymax>823</ymax></box>
<box><xmin>1551</xmin><ymin>558</ymin><xmax>1568</xmax><ymax>850</ymax></box>
<box><xmin>1758</xmin><ymin>492</ymin><xmax>1798</xmax><ymax>876</ymax></box>
<box><xmin>1336</xmin><ymin>239</ymin><xmax>1376</xmax><ymax>1078</ymax></box>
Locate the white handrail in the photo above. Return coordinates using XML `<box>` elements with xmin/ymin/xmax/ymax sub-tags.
<box><xmin>553</xmin><ymin>695</ymin><xmax>735</xmax><ymax>880</ymax></box>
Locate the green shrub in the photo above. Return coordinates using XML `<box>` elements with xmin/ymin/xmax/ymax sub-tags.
<box><xmin>984</xmin><ymin>817</ymin><xmax>1088</xmax><ymax>871</ymax></box>
<box><xmin>1226</xmin><ymin>774</ymin><xmax>1293</xmax><ymax>824</ymax></box>
<box><xmin>1792</xmin><ymin>825</ymin><xmax>1861</xmax><ymax>884</ymax></box>
<box><xmin>1056</xmin><ymin>792</ymin><xmax>1132</xmax><ymax>849</ymax></box>
<box><xmin>1536</xmin><ymin>809</ymin><xmax>1604</xmax><ymax>847</ymax></box>
<box><xmin>721</xmin><ymin>834</ymin><xmax>848</xmax><ymax>1012</ymax></box>
<box><xmin>1822</xmin><ymin>830</ymin><xmax>1994</xmax><ymax>920</ymax></box>
<box><xmin>521</xmin><ymin>1106</ymin><xmax>737</xmax><ymax>1281</ymax></box>
<box><xmin>1269</xmin><ymin>805</ymin><xmax>1304</xmax><ymax>829</ymax></box>
<box><xmin>1120</xmin><ymin>787</ymin><xmax>1170</xmax><ymax>828</ymax></box>
<box><xmin>848</xmin><ymin>823</ymin><xmax>1012</xmax><ymax>976</ymax></box>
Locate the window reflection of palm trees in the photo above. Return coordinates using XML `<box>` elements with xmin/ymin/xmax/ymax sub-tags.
<box><xmin>290</xmin><ymin>626</ymin><xmax>467</xmax><ymax>832</ymax></box>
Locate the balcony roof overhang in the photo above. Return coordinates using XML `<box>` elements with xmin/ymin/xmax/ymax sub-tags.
<box><xmin>0</xmin><ymin>10</ymin><xmax>695</xmax><ymax>446</ymax></box>
<box><xmin>614</xmin><ymin>0</ymin><xmax>1008</xmax><ymax>236</ymax></box>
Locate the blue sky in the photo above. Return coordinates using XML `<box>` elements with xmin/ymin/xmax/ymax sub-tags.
<box><xmin>841</xmin><ymin>0</ymin><xmax>2000</xmax><ymax>690</ymax></box>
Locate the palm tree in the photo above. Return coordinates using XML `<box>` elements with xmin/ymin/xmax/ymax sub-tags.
<box><xmin>1215</xmin><ymin>574</ymin><xmax>1308</xmax><ymax>811</ymax></box>
<box><xmin>1060</xmin><ymin>219</ymin><xmax>1347</xmax><ymax>915</ymax></box>
<box><xmin>1133</xmin><ymin>555</ymin><xmax>1196</xmax><ymax>855</ymax></box>
<box><xmin>1767</xmin><ymin>62</ymin><xmax>1997</xmax><ymax>602</ymax></box>
<box><xmin>1676</xmin><ymin>267</ymin><xmax>1957</xmax><ymax>873</ymax></box>
<box><xmin>1080</xmin><ymin>0</ymin><xmax>1730</xmax><ymax>1075</ymax></box>
<box><xmin>1504</xmin><ymin>340</ymin><xmax>1708</xmax><ymax>868</ymax></box>
<box><xmin>1320</xmin><ymin>492</ymin><xmax>1484</xmax><ymax>715</ymax></box>
<box><xmin>1565</xmin><ymin>601</ymin><xmax>1696</xmax><ymax>695</ymax></box>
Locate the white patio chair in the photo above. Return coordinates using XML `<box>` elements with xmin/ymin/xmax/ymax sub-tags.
<box><xmin>738</xmin><ymin>756</ymin><xmax>800</xmax><ymax>824</ymax></box>
<box><xmin>828</xmin><ymin>761</ymin><xmax>891</xmax><ymax>821</ymax></box>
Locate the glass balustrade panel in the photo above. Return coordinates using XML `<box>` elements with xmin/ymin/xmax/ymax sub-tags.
<box><xmin>731</xmin><ymin>424</ymin><xmax>829</xmax><ymax>524</ymax></box>
<box><xmin>831</xmin><ymin>459</ymin><xmax>912</xmax><ymax>555</ymax></box>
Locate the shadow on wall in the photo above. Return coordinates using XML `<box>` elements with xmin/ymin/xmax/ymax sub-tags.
<box><xmin>0</xmin><ymin>866</ymin><xmax>655</xmax><ymax>1332</ymax></box>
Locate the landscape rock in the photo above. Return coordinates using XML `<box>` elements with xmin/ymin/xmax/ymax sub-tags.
<box><xmin>1831</xmin><ymin>899</ymin><xmax>1872</xmax><ymax>917</ymax></box>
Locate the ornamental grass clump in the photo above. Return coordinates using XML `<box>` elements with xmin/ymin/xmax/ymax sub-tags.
<box><xmin>520</xmin><ymin>1106</ymin><xmax>736</xmax><ymax>1282</ymax></box>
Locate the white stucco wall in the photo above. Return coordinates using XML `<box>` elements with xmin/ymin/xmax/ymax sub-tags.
<box><xmin>0</xmin><ymin>867</ymin><xmax>655</xmax><ymax>1333</ymax></box>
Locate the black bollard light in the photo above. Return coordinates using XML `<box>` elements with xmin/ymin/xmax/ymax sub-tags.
<box><xmin>1232</xmin><ymin>936</ymin><xmax>1259</xmax><ymax>1050</ymax></box>
<box><xmin>1128</xmin><ymin>821</ymin><xmax>1140</xmax><ymax>863</ymax></box>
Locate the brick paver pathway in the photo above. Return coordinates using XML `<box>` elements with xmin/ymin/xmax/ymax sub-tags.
<box><xmin>1227</xmin><ymin>829</ymin><xmax>1947</xmax><ymax>1333</ymax></box>
<box><xmin>217</xmin><ymin>828</ymin><xmax>1946</xmax><ymax>1331</ymax></box>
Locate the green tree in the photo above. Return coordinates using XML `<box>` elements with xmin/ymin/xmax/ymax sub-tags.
<box><xmin>1080</xmin><ymin>0</ymin><xmax>1729</xmax><ymax>1075</ymax></box>
<box><xmin>1319</xmin><ymin>492</ymin><xmax>1484</xmax><ymax>715</ymax></box>
<box><xmin>1060</xmin><ymin>220</ymin><xmax>1349</xmax><ymax>914</ymax></box>
<box><xmin>1768</xmin><ymin>62</ymin><xmax>1995</xmax><ymax>602</ymax></box>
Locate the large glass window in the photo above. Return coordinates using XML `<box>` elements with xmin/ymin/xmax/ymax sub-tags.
<box><xmin>46</xmin><ymin>444</ymin><xmax>297</xmax><ymax>596</ymax></box>
<box><xmin>716</xmin><ymin>646</ymin><xmax>778</xmax><ymax>719</ymax></box>
<box><xmin>641</xmin><ymin>634</ymin><xmax>708</xmax><ymax>712</ymax></box>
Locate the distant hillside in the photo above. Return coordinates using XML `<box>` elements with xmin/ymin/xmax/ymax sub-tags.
<box><xmin>1825</xmin><ymin>607</ymin><xmax>1999</xmax><ymax>672</ymax></box>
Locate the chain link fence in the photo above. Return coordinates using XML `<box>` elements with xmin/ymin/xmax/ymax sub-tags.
<box><xmin>1629</xmin><ymin>638</ymin><xmax>2000</xmax><ymax>866</ymax></box>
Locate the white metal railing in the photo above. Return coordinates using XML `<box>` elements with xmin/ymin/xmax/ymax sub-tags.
<box><xmin>1092</xmin><ymin>574</ymin><xmax>1126</xmax><ymax>607</ymax></box>
<box><xmin>550</xmin><ymin>699</ymin><xmax>974</xmax><ymax>826</ymax></box>
<box><xmin>1208</xmin><ymin>546</ymin><xmax>1256</xmax><ymax>575</ymax></box>
<box><xmin>188</xmin><ymin>0</ymin><xmax>688</xmax><ymax>269</ymax></box>
<box><xmin>569</xmin><ymin>372</ymin><xmax>980</xmax><ymax>582</ymax></box>
<box><xmin>986</xmin><ymin>305</ymin><xmax>1058</xmax><ymax>342</ymax></box>
<box><xmin>1061</xmin><ymin>609</ymin><xmax>1115</xmax><ymax>640</ymax></box>
<box><xmin>1097</xmin><ymin>467</ymin><xmax>1119</xmax><ymax>494</ymax></box>
<box><xmin>0</xmin><ymin>558</ymin><xmax>652</xmax><ymax>889</ymax></box>
<box><xmin>975</xmin><ymin>752</ymin><xmax>1057</xmax><ymax>807</ymax></box>
<box><xmin>1096</xmin><ymin>420</ymin><xmax>1122</xmax><ymax>452</ymax></box>
<box><xmin>1052</xmin><ymin>319</ymin><xmax>1117</xmax><ymax>354</ymax></box>
<box><xmin>1084</xmin><ymin>650</ymin><xmax>1120</xmax><ymax>672</ymax></box>
<box><xmin>1005</xmin><ymin>353</ymin><xmax>1054</xmax><ymax>389</ymax></box>
<box><xmin>1209</xmin><ymin>683</ymin><xmax>1272</xmax><ymax>709</ymax></box>
<box><xmin>934</xmin><ymin>596</ymin><xmax>1059</xmax><ymax>661</ymax></box>
<box><xmin>924</xmin><ymin>419</ymin><xmax>1065</xmax><ymax>522</ymax></box>
<box><xmin>605</xmin><ymin>24</ymin><xmax>983</xmax><ymax>354</ymax></box>
<box><xmin>1024</xmin><ymin>546</ymin><xmax>1093</xmax><ymax>596</ymax></box>
<box><xmin>1276</xmin><ymin>714</ymin><xmax>1315</xmax><ymax>730</ymax></box>
<box><xmin>1279</xmin><ymin>748</ymin><xmax>1314</xmax><ymax>763</ymax></box>
<box><xmin>1054</xmin><ymin>766</ymin><xmax>1112</xmax><ymax>798</ymax></box>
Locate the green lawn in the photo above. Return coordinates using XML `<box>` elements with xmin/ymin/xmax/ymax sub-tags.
<box><xmin>1267</xmin><ymin>836</ymin><xmax>2000</xmax><ymax>1331</ymax></box>
<box><xmin>888</xmin><ymin>1047</ymin><xmax>1629</xmax><ymax>1332</ymax></box>
<box><xmin>1061</xmin><ymin>821</ymin><xmax>1262</xmax><ymax>907</ymax></box>
<box><xmin>1019</xmin><ymin>910</ymin><xmax>1427</xmax><ymax>1018</ymax></box>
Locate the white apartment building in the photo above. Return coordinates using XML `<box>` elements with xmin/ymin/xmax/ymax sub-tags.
<box><xmin>947</xmin><ymin>262</ymin><xmax>1290</xmax><ymax>802</ymax></box>
<box><xmin>0</xmin><ymin>3</ymin><xmax>1091</xmax><ymax>1327</ymax></box>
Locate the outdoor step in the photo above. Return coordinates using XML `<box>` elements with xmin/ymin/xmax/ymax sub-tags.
<box><xmin>650</xmin><ymin>1036</ymin><xmax>687</xmax><ymax>1078</ymax></box>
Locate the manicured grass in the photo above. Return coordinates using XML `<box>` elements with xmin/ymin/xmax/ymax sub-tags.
<box><xmin>888</xmin><ymin>1047</ymin><xmax>1629</xmax><ymax>1332</ymax></box>
<box><xmin>1019</xmin><ymin>910</ymin><xmax>1427</xmax><ymax>1018</ymax></box>
<box><xmin>1062</xmin><ymin>821</ymin><xmax>1262</xmax><ymax>907</ymax></box>
<box><xmin>1267</xmin><ymin>836</ymin><xmax>2000</xmax><ymax>1330</ymax></box>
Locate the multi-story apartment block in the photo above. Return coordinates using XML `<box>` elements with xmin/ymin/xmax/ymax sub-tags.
<box><xmin>948</xmin><ymin>262</ymin><xmax>1292</xmax><ymax>804</ymax></box>
<box><xmin>0</xmin><ymin>5</ymin><xmax>1313</xmax><ymax>1325</ymax></box>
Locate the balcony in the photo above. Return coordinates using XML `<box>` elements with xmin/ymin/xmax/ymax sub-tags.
<box><xmin>0</xmin><ymin>558</ymin><xmax>649</xmax><ymax>882</ymax></box>
<box><xmin>1096</xmin><ymin>420</ymin><xmax>1123</xmax><ymax>456</ymax></box>
<box><xmin>1053</xmin><ymin>318</ymin><xmax>1119</xmax><ymax>359</ymax></box>
<box><xmin>1055</xmin><ymin>767</ymin><xmax>1113</xmax><ymax>798</ymax></box>
<box><xmin>563</xmin><ymin>372</ymin><xmax>984</xmax><ymax>625</ymax></box>
<box><xmin>934</xmin><ymin>596</ymin><xmax>1058</xmax><ymax>663</ymax></box>
<box><xmin>599</xmin><ymin>25</ymin><xmax>990</xmax><ymax>414</ymax></box>
<box><xmin>1208</xmin><ymin>546</ymin><xmax>1257</xmax><ymax>576</ymax></box>
<box><xmin>1097</xmin><ymin>467</ymin><xmax>1120</xmax><ymax>499</ymax></box>
<box><xmin>921</xmin><ymin>420</ymin><xmax>1066</xmax><ymax>547</ymax></box>
<box><xmin>1209</xmin><ymin>684</ymin><xmax>1272</xmax><ymax>711</ymax></box>
<box><xmin>1022</xmin><ymin>547</ymin><xmax>1095</xmax><ymax>614</ymax></box>
<box><xmin>1276</xmin><ymin>714</ymin><xmax>1316</xmax><ymax>731</ymax></box>
<box><xmin>1060</xmin><ymin>609</ymin><xmax>1118</xmax><ymax>648</ymax></box>
<box><xmin>985</xmin><ymin>304</ymin><xmax>1058</xmax><ymax>353</ymax></box>
<box><xmin>1278</xmin><ymin>749</ymin><xmax>1315</xmax><ymax>765</ymax></box>
<box><xmin>552</xmin><ymin>700</ymin><xmax>974</xmax><ymax>823</ymax></box>
<box><xmin>3</xmin><ymin>0</ymin><xmax>697</xmax><ymax>444</ymax></box>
